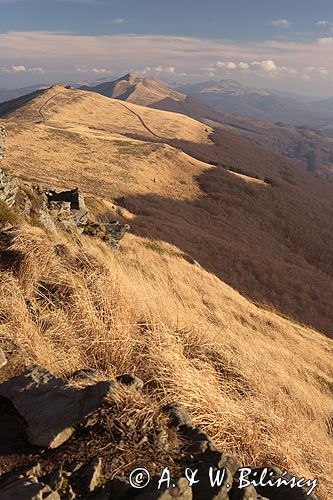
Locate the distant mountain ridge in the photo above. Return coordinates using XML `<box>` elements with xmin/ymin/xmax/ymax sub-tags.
<box><xmin>80</xmin><ymin>73</ymin><xmax>186</xmax><ymax>107</ymax></box>
<box><xmin>176</xmin><ymin>79</ymin><xmax>333</xmax><ymax>137</ymax></box>
<box><xmin>312</xmin><ymin>96</ymin><xmax>333</xmax><ymax>112</ymax></box>
<box><xmin>82</xmin><ymin>74</ymin><xmax>333</xmax><ymax>180</ymax></box>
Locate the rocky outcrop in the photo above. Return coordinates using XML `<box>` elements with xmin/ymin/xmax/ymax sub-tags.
<box><xmin>0</xmin><ymin>126</ymin><xmax>129</xmax><ymax>247</ymax></box>
<box><xmin>0</xmin><ymin>365</ymin><xmax>116</xmax><ymax>448</ymax></box>
<box><xmin>0</xmin><ymin>126</ymin><xmax>19</xmax><ymax>207</ymax></box>
<box><xmin>0</xmin><ymin>167</ymin><xmax>19</xmax><ymax>208</ymax></box>
<box><xmin>46</xmin><ymin>188</ymin><xmax>89</xmax><ymax>231</ymax></box>
<box><xmin>83</xmin><ymin>220</ymin><xmax>130</xmax><ymax>248</ymax></box>
<box><xmin>0</xmin><ymin>367</ymin><xmax>318</xmax><ymax>500</ymax></box>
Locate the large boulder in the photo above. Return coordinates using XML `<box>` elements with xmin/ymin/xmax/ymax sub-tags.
<box><xmin>46</xmin><ymin>187</ymin><xmax>89</xmax><ymax>231</ymax></box>
<box><xmin>83</xmin><ymin>220</ymin><xmax>130</xmax><ymax>248</ymax></box>
<box><xmin>0</xmin><ymin>365</ymin><xmax>115</xmax><ymax>448</ymax></box>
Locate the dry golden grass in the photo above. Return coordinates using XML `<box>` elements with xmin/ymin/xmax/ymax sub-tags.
<box><xmin>0</xmin><ymin>224</ymin><xmax>332</xmax><ymax>498</ymax></box>
<box><xmin>2</xmin><ymin>119</ymin><xmax>209</xmax><ymax>202</ymax></box>
<box><xmin>1</xmin><ymin>86</ymin><xmax>212</xmax><ymax>144</ymax></box>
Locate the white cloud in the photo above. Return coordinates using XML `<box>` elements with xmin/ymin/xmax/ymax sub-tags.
<box><xmin>251</xmin><ymin>60</ymin><xmax>278</xmax><ymax>72</ymax></box>
<box><xmin>139</xmin><ymin>65</ymin><xmax>185</xmax><ymax>77</ymax></box>
<box><xmin>10</xmin><ymin>65</ymin><xmax>26</xmax><ymax>72</ymax></box>
<box><xmin>318</xmin><ymin>67</ymin><xmax>329</xmax><ymax>77</ymax></box>
<box><xmin>75</xmin><ymin>65</ymin><xmax>113</xmax><ymax>74</ymax></box>
<box><xmin>214</xmin><ymin>59</ymin><xmax>278</xmax><ymax>74</ymax></box>
<box><xmin>317</xmin><ymin>36</ymin><xmax>333</xmax><ymax>44</ymax></box>
<box><xmin>215</xmin><ymin>61</ymin><xmax>249</xmax><ymax>70</ymax></box>
<box><xmin>271</xmin><ymin>19</ymin><xmax>291</xmax><ymax>28</ymax></box>
<box><xmin>316</xmin><ymin>20</ymin><xmax>331</xmax><ymax>27</ymax></box>
<box><xmin>105</xmin><ymin>18</ymin><xmax>127</xmax><ymax>25</ymax></box>
<box><xmin>0</xmin><ymin>64</ymin><xmax>45</xmax><ymax>73</ymax></box>
<box><xmin>0</xmin><ymin>31</ymin><xmax>332</xmax><ymax>89</ymax></box>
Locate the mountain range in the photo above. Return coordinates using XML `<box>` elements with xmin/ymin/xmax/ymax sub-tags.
<box><xmin>1</xmin><ymin>83</ymin><xmax>333</xmax><ymax>336</ymax></box>
<box><xmin>81</xmin><ymin>74</ymin><xmax>333</xmax><ymax>180</ymax></box>
<box><xmin>176</xmin><ymin>79</ymin><xmax>333</xmax><ymax>136</ymax></box>
<box><xmin>1</xmin><ymin>81</ymin><xmax>333</xmax><ymax>499</ymax></box>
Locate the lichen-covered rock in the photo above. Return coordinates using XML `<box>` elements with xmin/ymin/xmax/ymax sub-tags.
<box><xmin>46</xmin><ymin>187</ymin><xmax>88</xmax><ymax>231</ymax></box>
<box><xmin>0</xmin><ymin>365</ymin><xmax>115</xmax><ymax>448</ymax></box>
<box><xmin>0</xmin><ymin>166</ymin><xmax>19</xmax><ymax>208</ymax></box>
<box><xmin>116</xmin><ymin>373</ymin><xmax>144</xmax><ymax>390</ymax></box>
<box><xmin>83</xmin><ymin>220</ymin><xmax>130</xmax><ymax>248</ymax></box>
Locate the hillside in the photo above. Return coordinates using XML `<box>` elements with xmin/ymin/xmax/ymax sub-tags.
<box><xmin>84</xmin><ymin>74</ymin><xmax>333</xmax><ymax>180</ymax></box>
<box><xmin>0</xmin><ymin>221</ymin><xmax>331</xmax><ymax>498</ymax></box>
<box><xmin>0</xmin><ymin>84</ymin><xmax>49</xmax><ymax>104</ymax></box>
<box><xmin>1</xmin><ymin>85</ymin><xmax>333</xmax><ymax>338</ymax></box>
<box><xmin>0</xmin><ymin>84</ymin><xmax>333</xmax><ymax>498</ymax></box>
<box><xmin>81</xmin><ymin>72</ymin><xmax>187</xmax><ymax>107</ymax></box>
<box><xmin>0</xmin><ymin>130</ymin><xmax>333</xmax><ymax>499</ymax></box>
<box><xmin>312</xmin><ymin>96</ymin><xmax>333</xmax><ymax>113</ymax></box>
<box><xmin>178</xmin><ymin>79</ymin><xmax>333</xmax><ymax>137</ymax></box>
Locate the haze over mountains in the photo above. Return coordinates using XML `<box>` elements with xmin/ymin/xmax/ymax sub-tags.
<box><xmin>177</xmin><ymin>79</ymin><xmax>333</xmax><ymax>137</ymax></box>
<box><xmin>1</xmin><ymin>84</ymin><xmax>333</xmax><ymax>337</ymax></box>
<box><xmin>82</xmin><ymin>73</ymin><xmax>333</xmax><ymax>180</ymax></box>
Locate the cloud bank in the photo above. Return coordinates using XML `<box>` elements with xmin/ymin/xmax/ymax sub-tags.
<box><xmin>0</xmin><ymin>30</ymin><xmax>332</xmax><ymax>92</ymax></box>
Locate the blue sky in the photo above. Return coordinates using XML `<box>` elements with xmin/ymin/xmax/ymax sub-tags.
<box><xmin>0</xmin><ymin>0</ymin><xmax>333</xmax><ymax>95</ymax></box>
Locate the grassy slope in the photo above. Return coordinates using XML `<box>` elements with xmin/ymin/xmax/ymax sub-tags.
<box><xmin>0</xmin><ymin>225</ymin><xmax>332</xmax><ymax>498</ymax></box>
<box><xmin>2</xmin><ymin>87</ymin><xmax>333</xmax><ymax>336</ymax></box>
<box><xmin>0</xmin><ymin>86</ymin><xmax>333</xmax><ymax>497</ymax></box>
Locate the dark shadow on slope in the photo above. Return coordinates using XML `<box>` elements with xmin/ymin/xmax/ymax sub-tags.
<box><xmin>117</xmin><ymin>165</ymin><xmax>333</xmax><ymax>337</ymax></box>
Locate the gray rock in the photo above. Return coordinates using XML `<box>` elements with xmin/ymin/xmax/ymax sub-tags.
<box><xmin>0</xmin><ymin>166</ymin><xmax>19</xmax><ymax>208</ymax></box>
<box><xmin>0</xmin><ymin>347</ymin><xmax>7</xmax><ymax>368</ymax></box>
<box><xmin>245</xmin><ymin>467</ymin><xmax>318</xmax><ymax>500</ymax></box>
<box><xmin>71</xmin><ymin>457</ymin><xmax>103</xmax><ymax>494</ymax></box>
<box><xmin>43</xmin><ymin>468</ymin><xmax>63</xmax><ymax>491</ymax></box>
<box><xmin>230</xmin><ymin>484</ymin><xmax>258</xmax><ymax>499</ymax></box>
<box><xmin>46</xmin><ymin>187</ymin><xmax>89</xmax><ymax>231</ymax></box>
<box><xmin>0</xmin><ymin>476</ymin><xmax>60</xmax><ymax>500</ymax></box>
<box><xmin>70</xmin><ymin>368</ymin><xmax>103</xmax><ymax>383</ymax></box>
<box><xmin>192</xmin><ymin>466</ymin><xmax>233</xmax><ymax>500</ymax></box>
<box><xmin>0</xmin><ymin>365</ymin><xmax>113</xmax><ymax>448</ymax></box>
<box><xmin>163</xmin><ymin>402</ymin><xmax>194</xmax><ymax>428</ymax></box>
<box><xmin>116</xmin><ymin>373</ymin><xmax>144</xmax><ymax>390</ymax></box>
<box><xmin>136</xmin><ymin>477</ymin><xmax>192</xmax><ymax>499</ymax></box>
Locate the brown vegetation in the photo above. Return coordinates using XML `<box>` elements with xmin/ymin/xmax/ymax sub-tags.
<box><xmin>0</xmin><ymin>86</ymin><xmax>333</xmax><ymax>497</ymax></box>
<box><xmin>0</xmin><ymin>225</ymin><xmax>332</xmax><ymax>498</ymax></box>
<box><xmin>1</xmin><ymin>86</ymin><xmax>333</xmax><ymax>336</ymax></box>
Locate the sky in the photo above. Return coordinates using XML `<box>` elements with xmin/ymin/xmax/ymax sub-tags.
<box><xmin>0</xmin><ymin>0</ymin><xmax>333</xmax><ymax>96</ymax></box>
